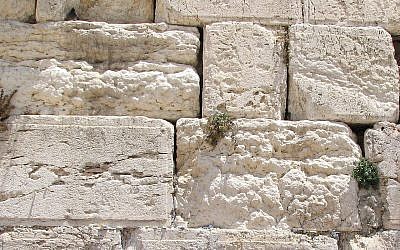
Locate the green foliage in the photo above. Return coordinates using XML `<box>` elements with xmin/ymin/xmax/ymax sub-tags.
<box><xmin>352</xmin><ymin>158</ymin><xmax>380</xmax><ymax>189</ymax></box>
<box><xmin>0</xmin><ymin>88</ymin><xmax>16</xmax><ymax>122</ymax></box>
<box><xmin>205</xmin><ymin>112</ymin><xmax>233</xmax><ymax>146</ymax></box>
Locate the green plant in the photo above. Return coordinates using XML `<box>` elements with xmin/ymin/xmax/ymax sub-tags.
<box><xmin>0</xmin><ymin>88</ymin><xmax>16</xmax><ymax>122</ymax></box>
<box><xmin>352</xmin><ymin>158</ymin><xmax>380</xmax><ymax>189</ymax></box>
<box><xmin>205</xmin><ymin>112</ymin><xmax>233</xmax><ymax>146</ymax></box>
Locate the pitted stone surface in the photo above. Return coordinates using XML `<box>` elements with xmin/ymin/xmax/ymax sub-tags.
<box><xmin>203</xmin><ymin>22</ymin><xmax>287</xmax><ymax>119</ymax></box>
<box><xmin>0</xmin><ymin>116</ymin><xmax>174</xmax><ymax>227</ymax></box>
<box><xmin>345</xmin><ymin>231</ymin><xmax>400</xmax><ymax>250</ymax></box>
<box><xmin>365</xmin><ymin>122</ymin><xmax>400</xmax><ymax>229</ymax></box>
<box><xmin>288</xmin><ymin>24</ymin><xmax>399</xmax><ymax>124</ymax></box>
<box><xmin>0</xmin><ymin>0</ymin><xmax>36</xmax><ymax>22</ymax></box>
<box><xmin>304</xmin><ymin>0</ymin><xmax>400</xmax><ymax>35</ymax></box>
<box><xmin>155</xmin><ymin>0</ymin><xmax>302</xmax><ymax>26</ymax></box>
<box><xmin>0</xmin><ymin>21</ymin><xmax>200</xmax><ymax>121</ymax></box>
<box><xmin>0</xmin><ymin>225</ymin><xmax>122</xmax><ymax>249</ymax></box>
<box><xmin>176</xmin><ymin>118</ymin><xmax>361</xmax><ymax>231</ymax></box>
<box><xmin>127</xmin><ymin>228</ymin><xmax>338</xmax><ymax>249</ymax></box>
<box><xmin>37</xmin><ymin>0</ymin><xmax>154</xmax><ymax>23</ymax></box>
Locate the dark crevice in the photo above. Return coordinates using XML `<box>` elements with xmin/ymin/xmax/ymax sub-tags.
<box><xmin>349</xmin><ymin>124</ymin><xmax>373</xmax><ymax>156</ymax></box>
<box><xmin>171</xmin><ymin>123</ymin><xmax>178</xmax><ymax>226</ymax></box>
<box><xmin>393</xmin><ymin>36</ymin><xmax>400</xmax><ymax>67</ymax></box>
<box><xmin>283</xmin><ymin>27</ymin><xmax>291</xmax><ymax>120</ymax></box>
<box><xmin>65</xmin><ymin>8</ymin><xmax>79</xmax><ymax>21</ymax></box>
<box><xmin>27</xmin><ymin>0</ymin><xmax>38</xmax><ymax>24</ymax></box>
<box><xmin>197</xmin><ymin>26</ymin><xmax>204</xmax><ymax>119</ymax></box>
<box><xmin>152</xmin><ymin>0</ymin><xmax>157</xmax><ymax>22</ymax></box>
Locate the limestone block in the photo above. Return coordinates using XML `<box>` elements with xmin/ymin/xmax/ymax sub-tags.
<box><xmin>346</xmin><ymin>231</ymin><xmax>400</xmax><ymax>250</ymax></box>
<box><xmin>0</xmin><ymin>225</ymin><xmax>122</xmax><ymax>249</ymax></box>
<box><xmin>0</xmin><ymin>21</ymin><xmax>200</xmax><ymax>121</ymax></box>
<box><xmin>0</xmin><ymin>0</ymin><xmax>36</xmax><ymax>23</ymax></box>
<box><xmin>155</xmin><ymin>0</ymin><xmax>303</xmax><ymax>26</ymax></box>
<box><xmin>36</xmin><ymin>0</ymin><xmax>154</xmax><ymax>23</ymax></box>
<box><xmin>304</xmin><ymin>0</ymin><xmax>400</xmax><ymax>35</ymax></box>
<box><xmin>288</xmin><ymin>24</ymin><xmax>399</xmax><ymax>124</ymax></box>
<box><xmin>176</xmin><ymin>118</ymin><xmax>361</xmax><ymax>231</ymax></box>
<box><xmin>203</xmin><ymin>22</ymin><xmax>287</xmax><ymax>119</ymax></box>
<box><xmin>0</xmin><ymin>115</ymin><xmax>174</xmax><ymax>227</ymax></box>
<box><xmin>126</xmin><ymin>228</ymin><xmax>338</xmax><ymax>250</ymax></box>
<box><xmin>365</xmin><ymin>122</ymin><xmax>400</xmax><ymax>229</ymax></box>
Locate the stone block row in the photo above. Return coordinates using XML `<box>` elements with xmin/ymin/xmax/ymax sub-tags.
<box><xmin>0</xmin><ymin>21</ymin><xmax>200</xmax><ymax>121</ymax></box>
<box><xmin>155</xmin><ymin>0</ymin><xmax>400</xmax><ymax>35</ymax></box>
<box><xmin>176</xmin><ymin>118</ymin><xmax>361</xmax><ymax>231</ymax></box>
<box><xmin>203</xmin><ymin>22</ymin><xmax>399</xmax><ymax>125</ymax></box>
<box><xmin>0</xmin><ymin>116</ymin><xmax>174</xmax><ymax>227</ymax></box>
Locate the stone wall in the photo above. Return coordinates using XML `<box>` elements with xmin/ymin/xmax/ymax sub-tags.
<box><xmin>0</xmin><ymin>0</ymin><xmax>399</xmax><ymax>249</ymax></box>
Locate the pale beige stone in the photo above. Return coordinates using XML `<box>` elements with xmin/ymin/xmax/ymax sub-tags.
<box><xmin>203</xmin><ymin>22</ymin><xmax>287</xmax><ymax>119</ymax></box>
<box><xmin>0</xmin><ymin>0</ymin><xmax>36</xmax><ymax>22</ymax></box>
<box><xmin>304</xmin><ymin>0</ymin><xmax>400</xmax><ymax>35</ymax></box>
<box><xmin>126</xmin><ymin>228</ymin><xmax>338</xmax><ymax>250</ymax></box>
<box><xmin>346</xmin><ymin>231</ymin><xmax>400</xmax><ymax>250</ymax></box>
<box><xmin>37</xmin><ymin>0</ymin><xmax>154</xmax><ymax>23</ymax></box>
<box><xmin>155</xmin><ymin>0</ymin><xmax>303</xmax><ymax>26</ymax></box>
<box><xmin>0</xmin><ymin>21</ymin><xmax>200</xmax><ymax>121</ymax></box>
<box><xmin>0</xmin><ymin>225</ymin><xmax>122</xmax><ymax>250</ymax></box>
<box><xmin>288</xmin><ymin>24</ymin><xmax>399</xmax><ymax>124</ymax></box>
<box><xmin>176</xmin><ymin>118</ymin><xmax>361</xmax><ymax>231</ymax></box>
<box><xmin>365</xmin><ymin>122</ymin><xmax>400</xmax><ymax>229</ymax></box>
<box><xmin>0</xmin><ymin>115</ymin><xmax>174</xmax><ymax>227</ymax></box>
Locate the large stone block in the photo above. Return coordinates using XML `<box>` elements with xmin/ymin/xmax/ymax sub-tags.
<box><xmin>288</xmin><ymin>24</ymin><xmax>399</xmax><ymax>124</ymax></box>
<box><xmin>365</xmin><ymin>122</ymin><xmax>400</xmax><ymax>229</ymax></box>
<box><xmin>36</xmin><ymin>0</ymin><xmax>154</xmax><ymax>23</ymax></box>
<box><xmin>203</xmin><ymin>22</ymin><xmax>287</xmax><ymax>119</ymax></box>
<box><xmin>155</xmin><ymin>0</ymin><xmax>303</xmax><ymax>26</ymax></box>
<box><xmin>176</xmin><ymin>118</ymin><xmax>361</xmax><ymax>231</ymax></box>
<box><xmin>126</xmin><ymin>228</ymin><xmax>338</xmax><ymax>250</ymax></box>
<box><xmin>345</xmin><ymin>230</ymin><xmax>400</xmax><ymax>250</ymax></box>
<box><xmin>0</xmin><ymin>225</ymin><xmax>122</xmax><ymax>249</ymax></box>
<box><xmin>0</xmin><ymin>21</ymin><xmax>200</xmax><ymax>121</ymax></box>
<box><xmin>0</xmin><ymin>116</ymin><xmax>174</xmax><ymax>227</ymax></box>
<box><xmin>304</xmin><ymin>0</ymin><xmax>400</xmax><ymax>35</ymax></box>
<box><xmin>0</xmin><ymin>0</ymin><xmax>36</xmax><ymax>23</ymax></box>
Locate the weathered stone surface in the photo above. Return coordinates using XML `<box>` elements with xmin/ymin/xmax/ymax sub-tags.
<box><xmin>288</xmin><ymin>24</ymin><xmax>399</xmax><ymax>124</ymax></box>
<box><xmin>127</xmin><ymin>228</ymin><xmax>338</xmax><ymax>249</ymax></box>
<box><xmin>304</xmin><ymin>0</ymin><xmax>400</xmax><ymax>35</ymax></box>
<box><xmin>155</xmin><ymin>0</ymin><xmax>303</xmax><ymax>26</ymax></box>
<box><xmin>203</xmin><ymin>22</ymin><xmax>287</xmax><ymax>119</ymax></box>
<box><xmin>0</xmin><ymin>0</ymin><xmax>36</xmax><ymax>23</ymax></box>
<box><xmin>345</xmin><ymin>230</ymin><xmax>400</xmax><ymax>250</ymax></box>
<box><xmin>176</xmin><ymin>118</ymin><xmax>361</xmax><ymax>231</ymax></box>
<box><xmin>0</xmin><ymin>225</ymin><xmax>122</xmax><ymax>249</ymax></box>
<box><xmin>37</xmin><ymin>0</ymin><xmax>154</xmax><ymax>23</ymax></box>
<box><xmin>0</xmin><ymin>115</ymin><xmax>174</xmax><ymax>227</ymax></box>
<box><xmin>0</xmin><ymin>21</ymin><xmax>200</xmax><ymax>121</ymax></box>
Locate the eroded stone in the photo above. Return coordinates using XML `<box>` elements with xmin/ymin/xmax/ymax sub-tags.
<box><xmin>0</xmin><ymin>225</ymin><xmax>122</xmax><ymax>249</ymax></box>
<box><xmin>37</xmin><ymin>0</ymin><xmax>154</xmax><ymax>23</ymax></box>
<box><xmin>0</xmin><ymin>0</ymin><xmax>36</xmax><ymax>23</ymax></box>
<box><xmin>126</xmin><ymin>228</ymin><xmax>338</xmax><ymax>250</ymax></box>
<box><xmin>155</xmin><ymin>0</ymin><xmax>303</xmax><ymax>26</ymax></box>
<box><xmin>203</xmin><ymin>22</ymin><xmax>287</xmax><ymax>119</ymax></box>
<box><xmin>288</xmin><ymin>24</ymin><xmax>399</xmax><ymax>124</ymax></box>
<box><xmin>176</xmin><ymin>118</ymin><xmax>361</xmax><ymax>231</ymax></box>
<box><xmin>0</xmin><ymin>115</ymin><xmax>174</xmax><ymax>227</ymax></box>
<box><xmin>0</xmin><ymin>21</ymin><xmax>200</xmax><ymax>121</ymax></box>
<box><xmin>345</xmin><ymin>230</ymin><xmax>400</xmax><ymax>250</ymax></box>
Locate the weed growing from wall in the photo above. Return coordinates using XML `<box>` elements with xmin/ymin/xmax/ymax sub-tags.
<box><xmin>352</xmin><ymin>158</ymin><xmax>380</xmax><ymax>189</ymax></box>
<box><xmin>205</xmin><ymin>112</ymin><xmax>233</xmax><ymax>146</ymax></box>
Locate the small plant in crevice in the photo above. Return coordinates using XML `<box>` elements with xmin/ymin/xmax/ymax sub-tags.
<box><xmin>352</xmin><ymin>158</ymin><xmax>380</xmax><ymax>189</ymax></box>
<box><xmin>0</xmin><ymin>88</ymin><xmax>16</xmax><ymax>131</ymax></box>
<box><xmin>205</xmin><ymin>112</ymin><xmax>233</xmax><ymax>146</ymax></box>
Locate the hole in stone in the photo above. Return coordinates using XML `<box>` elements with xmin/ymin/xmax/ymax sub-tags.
<box><xmin>350</xmin><ymin>124</ymin><xmax>373</xmax><ymax>156</ymax></box>
<box><xmin>65</xmin><ymin>8</ymin><xmax>79</xmax><ymax>21</ymax></box>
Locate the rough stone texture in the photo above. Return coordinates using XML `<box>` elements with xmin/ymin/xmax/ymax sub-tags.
<box><xmin>127</xmin><ymin>228</ymin><xmax>338</xmax><ymax>249</ymax></box>
<box><xmin>345</xmin><ymin>230</ymin><xmax>400</xmax><ymax>250</ymax></box>
<box><xmin>203</xmin><ymin>22</ymin><xmax>287</xmax><ymax>119</ymax></box>
<box><xmin>289</xmin><ymin>24</ymin><xmax>399</xmax><ymax>124</ymax></box>
<box><xmin>176</xmin><ymin>118</ymin><xmax>361</xmax><ymax>231</ymax></box>
<box><xmin>0</xmin><ymin>115</ymin><xmax>174</xmax><ymax>227</ymax></box>
<box><xmin>0</xmin><ymin>225</ymin><xmax>122</xmax><ymax>249</ymax></box>
<box><xmin>155</xmin><ymin>0</ymin><xmax>303</xmax><ymax>27</ymax></box>
<box><xmin>357</xmin><ymin>189</ymin><xmax>383</xmax><ymax>234</ymax></box>
<box><xmin>365</xmin><ymin>122</ymin><xmax>400</xmax><ymax>229</ymax></box>
<box><xmin>0</xmin><ymin>21</ymin><xmax>200</xmax><ymax>121</ymax></box>
<box><xmin>304</xmin><ymin>0</ymin><xmax>400</xmax><ymax>35</ymax></box>
<box><xmin>0</xmin><ymin>0</ymin><xmax>36</xmax><ymax>23</ymax></box>
<box><xmin>36</xmin><ymin>0</ymin><xmax>154</xmax><ymax>23</ymax></box>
